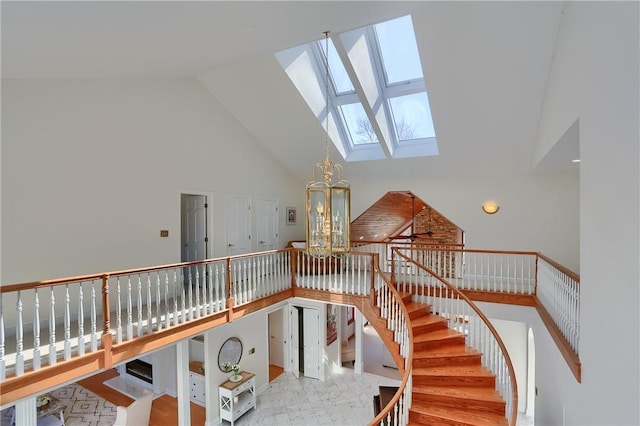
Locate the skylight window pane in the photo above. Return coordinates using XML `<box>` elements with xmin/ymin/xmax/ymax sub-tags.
<box><xmin>375</xmin><ymin>15</ymin><xmax>423</xmax><ymax>84</ymax></box>
<box><xmin>388</xmin><ymin>92</ymin><xmax>435</xmax><ymax>141</ymax></box>
<box><xmin>339</xmin><ymin>103</ymin><xmax>378</xmax><ymax>146</ymax></box>
<box><xmin>318</xmin><ymin>38</ymin><xmax>355</xmax><ymax>95</ymax></box>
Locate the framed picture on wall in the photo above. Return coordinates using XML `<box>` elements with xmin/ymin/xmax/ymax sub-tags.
<box><xmin>286</xmin><ymin>207</ymin><xmax>297</xmax><ymax>225</ymax></box>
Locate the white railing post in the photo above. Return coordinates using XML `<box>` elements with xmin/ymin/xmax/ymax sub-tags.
<box><xmin>78</xmin><ymin>284</ymin><xmax>85</xmax><ymax>356</ymax></box>
<box><xmin>63</xmin><ymin>285</ymin><xmax>71</xmax><ymax>360</ymax></box>
<box><xmin>91</xmin><ymin>281</ymin><xmax>97</xmax><ymax>352</ymax></box>
<box><xmin>49</xmin><ymin>288</ymin><xmax>56</xmax><ymax>366</ymax></box>
<box><xmin>33</xmin><ymin>289</ymin><xmax>41</xmax><ymax>370</ymax></box>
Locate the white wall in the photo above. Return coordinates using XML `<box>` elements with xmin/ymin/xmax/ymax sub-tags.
<box><xmin>533</xmin><ymin>2</ymin><xmax>639</xmax><ymax>424</ymax></box>
<box><xmin>1</xmin><ymin>78</ymin><xmax>306</xmax><ymax>284</ymax></box>
<box><xmin>203</xmin><ymin>308</ymin><xmax>272</xmax><ymax>424</ymax></box>
<box><xmin>489</xmin><ymin>318</ymin><xmax>528</xmax><ymax>414</ymax></box>
<box><xmin>349</xmin><ymin>173</ymin><xmax>580</xmax><ymax>273</ymax></box>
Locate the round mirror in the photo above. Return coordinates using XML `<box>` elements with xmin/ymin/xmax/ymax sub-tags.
<box><xmin>218</xmin><ymin>337</ymin><xmax>243</xmax><ymax>372</ymax></box>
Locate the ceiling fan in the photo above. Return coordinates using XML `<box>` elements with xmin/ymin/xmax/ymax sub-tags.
<box><xmin>399</xmin><ymin>194</ymin><xmax>434</xmax><ymax>241</ymax></box>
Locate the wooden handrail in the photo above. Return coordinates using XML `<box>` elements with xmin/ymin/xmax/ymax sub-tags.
<box><xmin>538</xmin><ymin>253</ymin><xmax>580</xmax><ymax>282</ymax></box>
<box><xmin>368</xmin><ymin>260</ymin><xmax>414</xmax><ymax>426</ymax></box>
<box><xmin>393</xmin><ymin>247</ymin><xmax>519</xmax><ymax>425</ymax></box>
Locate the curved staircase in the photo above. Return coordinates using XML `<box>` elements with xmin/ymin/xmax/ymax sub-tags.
<box><xmin>402</xmin><ymin>295</ymin><xmax>508</xmax><ymax>426</ymax></box>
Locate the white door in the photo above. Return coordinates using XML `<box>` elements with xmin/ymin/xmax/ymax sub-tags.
<box><xmin>290</xmin><ymin>306</ymin><xmax>300</xmax><ymax>378</ymax></box>
<box><xmin>303</xmin><ymin>308</ymin><xmax>320</xmax><ymax>379</ymax></box>
<box><xmin>256</xmin><ymin>199</ymin><xmax>279</xmax><ymax>251</ymax></box>
<box><xmin>269</xmin><ymin>308</ymin><xmax>285</xmax><ymax>368</ymax></box>
<box><xmin>181</xmin><ymin>194</ymin><xmax>208</xmax><ymax>287</ymax></box>
<box><xmin>226</xmin><ymin>196</ymin><xmax>252</xmax><ymax>256</ymax></box>
<box><xmin>181</xmin><ymin>194</ymin><xmax>208</xmax><ymax>262</ymax></box>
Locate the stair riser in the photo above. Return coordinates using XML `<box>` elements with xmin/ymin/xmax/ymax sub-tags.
<box><xmin>408</xmin><ymin>309</ymin><xmax>429</xmax><ymax>320</ymax></box>
<box><xmin>412</xmin><ymin>354</ymin><xmax>482</xmax><ymax>367</ymax></box>
<box><xmin>412</xmin><ymin>376</ymin><xmax>496</xmax><ymax>387</ymax></box>
<box><xmin>409</xmin><ymin>411</ymin><xmax>476</xmax><ymax>426</ymax></box>
<box><xmin>412</xmin><ymin>322</ymin><xmax>448</xmax><ymax>335</ymax></box>
<box><xmin>414</xmin><ymin>336</ymin><xmax>466</xmax><ymax>351</ymax></box>
<box><xmin>412</xmin><ymin>394</ymin><xmax>505</xmax><ymax>415</ymax></box>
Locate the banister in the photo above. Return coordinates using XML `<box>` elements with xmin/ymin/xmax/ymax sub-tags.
<box><xmin>393</xmin><ymin>247</ymin><xmax>519</xmax><ymax>425</ymax></box>
<box><xmin>1</xmin><ymin>244</ymin><xmax>580</xmax><ymax>424</ymax></box>
<box><xmin>368</xmin><ymin>260</ymin><xmax>414</xmax><ymax>426</ymax></box>
<box><xmin>537</xmin><ymin>253</ymin><xmax>580</xmax><ymax>282</ymax></box>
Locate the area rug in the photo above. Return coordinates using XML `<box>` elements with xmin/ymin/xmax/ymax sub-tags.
<box><xmin>1</xmin><ymin>383</ymin><xmax>116</xmax><ymax>426</ymax></box>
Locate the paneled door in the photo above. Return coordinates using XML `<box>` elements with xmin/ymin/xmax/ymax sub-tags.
<box><xmin>181</xmin><ymin>194</ymin><xmax>208</xmax><ymax>262</ymax></box>
<box><xmin>302</xmin><ymin>308</ymin><xmax>320</xmax><ymax>379</ymax></box>
<box><xmin>290</xmin><ymin>306</ymin><xmax>300</xmax><ymax>379</ymax></box>
<box><xmin>181</xmin><ymin>194</ymin><xmax>209</xmax><ymax>288</ymax></box>
<box><xmin>256</xmin><ymin>199</ymin><xmax>279</xmax><ymax>251</ymax></box>
<box><xmin>226</xmin><ymin>196</ymin><xmax>251</xmax><ymax>256</ymax></box>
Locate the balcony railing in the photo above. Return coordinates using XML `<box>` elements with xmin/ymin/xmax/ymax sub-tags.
<box><xmin>0</xmin><ymin>243</ymin><xmax>579</xmax><ymax>422</ymax></box>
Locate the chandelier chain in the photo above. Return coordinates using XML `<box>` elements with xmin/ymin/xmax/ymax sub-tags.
<box><xmin>324</xmin><ymin>31</ymin><xmax>330</xmax><ymax>164</ymax></box>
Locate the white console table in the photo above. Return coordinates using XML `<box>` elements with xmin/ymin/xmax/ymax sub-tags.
<box><xmin>218</xmin><ymin>371</ymin><xmax>256</xmax><ymax>425</ymax></box>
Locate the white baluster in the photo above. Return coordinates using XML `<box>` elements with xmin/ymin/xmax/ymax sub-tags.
<box><xmin>180</xmin><ymin>270</ymin><xmax>187</xmax><ymax>324</ymax></box>
<box><xmin>91</xmin><ymin>282</ymin><xmax>97</xmax><ymax>351</ymax></box>
<box><xmin>146</xmin><ymin>273</ymin><xmax>153</xmax><ymax>334</ymax></box>
<box><xmin>15</xmin><ymin>291</ymin><xmax>24</xmax><ymax>375</ymax></box>
<box><xmin>0</xmin><ymin>297</ymin><xmax>5</xmax><ymax>380</ymax></box>
<box><xmin>194</xmin><ymin>268</ymin><xmax>201</xmax><ymax>319</ymax></box>
<box><xmin>187</xmin><ymin>268</ymin><xmax>193</xmax><ymax>321</ymax></box>
<box><xmin>49</xmin><ymin>288</ymin><xmax>57</xmax><ymax>366</ymax></box>
<box><xmin>33</xmin><ymin>289</ymin><xmax>41</xmax><ymax>370</ymax></box>
<box><xmin>136</xmin><ymin>275</ymin><xmax>143</xmax><ymax>337</ymax></box>
<box><xmin>64</xmin><ymin>285</ymin><xmax>71</xmax><ymax>360</ymax></box>
<box><xmin>78</xmin><ymin>284</ymin><xmax>85</xmax><ymax>356</ymax></box>
<box><xmin>164</xmin><ymin>271</ymin><xmax>171</xmax><ymax>329</ymax></box>
<box><xmin>156</xmin><ymin>273</ymin><xmax>162</xmax><ymax>331</ymax></box>
<box><xmin>202</xmin><ymin>265</ymin><xmax>207</xmax><ymax>313</ymax></box>
<box><xmin>116</xmin><ymin>277</ymin><xmax>123</xmax><ymax>343</ymax></box>
<box><xmin>127</xmin><ymin>276</ymin><xmax>134</xmax><ymax>341</ymax></box>
<box><xmin>173</xmin><ymin>269</ymin><xmax>180</xmax><ymax>326</ymax></box>
<box><xmin>213</xmin><ymin>265</ymin><xmax>220</xmax><ymax>312</ymax></box>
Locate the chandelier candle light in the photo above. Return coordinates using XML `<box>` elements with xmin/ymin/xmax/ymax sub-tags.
<box><xmin>306</xmin><ymin>31</ymin><xmax>351</xmax><ymax>258</ymax></box>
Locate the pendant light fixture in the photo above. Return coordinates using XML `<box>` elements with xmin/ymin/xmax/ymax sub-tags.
<box><xmin>305</xmin><ymin>31</ymin><xmax>351</xmax><ymax>258</ymax></box>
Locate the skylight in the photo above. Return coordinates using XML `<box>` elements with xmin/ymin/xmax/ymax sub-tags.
<box><xmin>275</xmin><ymin>15</ymin><xmax>438</xmax><ymax>162</ymax></box>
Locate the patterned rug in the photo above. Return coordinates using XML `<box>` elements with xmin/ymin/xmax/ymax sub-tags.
<box><xmin>1</xmin><ymin>383</ymin><xmax>117</xmax><ymax>426</ymax></box>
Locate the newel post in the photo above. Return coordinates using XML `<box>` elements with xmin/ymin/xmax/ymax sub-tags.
<box><xmin>369</xmin><ymin>253</ymin><xmax>378</xmax><ymax>306</ymax></box>
<box><xmin>101</xmin><ymin>274</ymin><xmax>113</xmax><ymax>369</ymax></box>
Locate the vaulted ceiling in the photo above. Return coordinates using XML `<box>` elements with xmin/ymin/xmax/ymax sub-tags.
<box><xmin>1</xmin><ymin>1</ymin><xmax>576</xmax><ymax>184</ymax></box>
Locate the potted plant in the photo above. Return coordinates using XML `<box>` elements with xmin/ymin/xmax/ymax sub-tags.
<box><xmin>231</xmin><ymin>364</ymin><xmax>240</xmax><ymax>381</ymax></box>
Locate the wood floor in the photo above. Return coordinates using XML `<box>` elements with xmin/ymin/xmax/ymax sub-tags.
<box><xmin>75</xmin><ymin>365</ymin><xmax>283</xmax><ymax>425</ymax></box>
<box><xmin>269</xmin><ymin>364</ymin><xmax>284</xmax><ymax>382</ymax></box>
<box><xmin>77</xmin><ymin>369</ymin><xmax>206</xmax><ymax>426</ymax></box>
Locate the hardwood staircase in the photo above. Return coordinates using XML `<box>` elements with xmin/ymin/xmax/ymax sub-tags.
<box><xmin>401</xmin><ymin>294</ymin><xmax>509</xmax><ymax>426</ymax></box>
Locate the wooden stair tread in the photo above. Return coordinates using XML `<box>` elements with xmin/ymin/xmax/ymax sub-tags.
<box><xmin>412</xmin><ymin>385</ymin><xmax>504</xmax><ymax>402</ymax></box>
<box><xmin>410</xmin><ymin>314</ymin><xmax>447</xmax><ymax>328</ymax></box>
<box><xmin>413</xmin><ymin>365</ymin><xmax>495</xmax><ymax>377</ymax></box>
<box><xmin>413</xmin><ymin>328</ymin><xmax>465</xmax><ymax>342</ymax></box>
<box><xmin>413</xmin><ymin>344</ymin><xmax>480</xmax><ymax>358</ymax></box>
<box><xmin>410</xmin><ymin>404</ymin><xmax>508</xmax><ymax>426</ymax></box>
<box><xmin>404</xmin><ymin>301</ymin><xmax>429</xmax><ymax>318</ymax></box>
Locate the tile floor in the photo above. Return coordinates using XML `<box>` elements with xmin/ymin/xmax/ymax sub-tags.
<box><xmin>228</xmin><ymin>324</ymin><xmax>535</xmax><ymax>425</ymax></box>
<box><xmin>235</xmin><ymin>369</ymin><xmax>401</xmax><ymax>426</ymax></box>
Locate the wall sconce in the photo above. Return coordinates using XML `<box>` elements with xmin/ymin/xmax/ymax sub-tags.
<box><xmin>482</xmin><ymin>200</ymin><xmax>500</xmax><ymax>214</ymax></box>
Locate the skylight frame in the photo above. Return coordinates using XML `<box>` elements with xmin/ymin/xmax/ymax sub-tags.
<box><xmin>275</xmin><ymin>14</ymin><xmax>438</xmax><ymax>162</ymax></box>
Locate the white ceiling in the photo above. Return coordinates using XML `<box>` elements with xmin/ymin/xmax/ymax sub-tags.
<box><xmin>1</xmin><ymin>1</ymin><xmax>576</xmax><ymax>182</ymax></box>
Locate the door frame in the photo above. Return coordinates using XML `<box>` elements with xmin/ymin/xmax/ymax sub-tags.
<box><xmin>179</xmin><ymin>189</ymin><xmax>214</xmax><ymax>261</ymax></box>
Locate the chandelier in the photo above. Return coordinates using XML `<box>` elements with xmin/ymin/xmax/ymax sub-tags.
<box><xmin>306</xmin><ymin>31</ymin><xmax>351</xmax><ymax>258</ymax></box>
